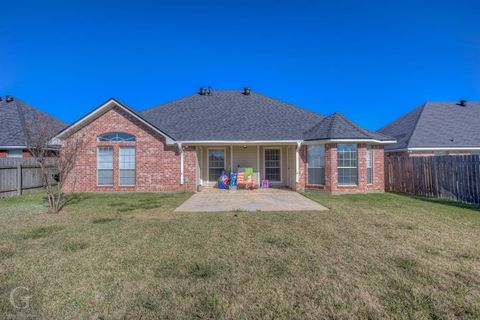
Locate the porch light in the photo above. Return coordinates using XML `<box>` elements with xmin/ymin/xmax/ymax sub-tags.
<box><xmin>243</xmin><ymin>145</ymin><xmax>247</xmax><ymax>149</ymax></box>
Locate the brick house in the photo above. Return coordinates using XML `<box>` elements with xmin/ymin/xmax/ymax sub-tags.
<box><xmin>0</xmin><ymin>96</ymin><xmax>66</xmax><ymax>158</ymax></box>
<box><xmin>378</xmin><ymin>100</ymin><xmax>480</xmax><ymax>157</ymax></box>
<box><xmin>55</xmin><ymin>88</ymin><xmax>395</xmax><ymax>194</ymax></box>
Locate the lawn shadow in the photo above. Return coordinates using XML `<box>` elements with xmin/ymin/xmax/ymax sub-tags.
<box><xmin>394</xmin><ymin>193</ymin><xmax>480</xmax><ymax>212</ymax></box>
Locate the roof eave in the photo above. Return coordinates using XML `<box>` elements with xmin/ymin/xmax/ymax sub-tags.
<box><xmin>303</xmin><ymin>138</ymin><xmax>397</xmax><ymax>145</ymax></box>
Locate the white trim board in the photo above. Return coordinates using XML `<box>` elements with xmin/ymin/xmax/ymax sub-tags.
<box><xmin>386</xmin><ymin>147</ymin><xmax>480</xmax><ymax>152</ymax></box>
<box><xmin>303</xmin><ymin>139</ymin><xmax>396</xmax><ymax>145</ymax></box>
<box><xmin>179</xmin><ymin>140</ymin><xmax>301</xmax><ymax>145</ymax></box>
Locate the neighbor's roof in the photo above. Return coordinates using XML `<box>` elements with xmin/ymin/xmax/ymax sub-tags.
<box><xmin>0</xmin><ymin>98</ymin><xmax>66</xmax><ymax>147</ymax></box>
<box><xmin>378</xmin><ymin>101</ymin><xmax>480</xmax><ymax>150</ymax></box>
<box><xmin>304</xmin><ymin>112</ymin><xmax>394</xmax><ymax>142</ymax></box>
<box><xmin>140</xmin><ymin>90</ymin><xmax>325</xmax><ymax>141</ymax></box>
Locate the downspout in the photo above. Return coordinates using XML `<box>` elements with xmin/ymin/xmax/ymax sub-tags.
<box><xmin>296</xmin><ymin>141</ymin><xmax>302</xmax><ymax>183</ymax></box>
<box><xmin>178</xmin><ymin>142</ymin><xmax>184</xmax><ymax>185</ymax></box>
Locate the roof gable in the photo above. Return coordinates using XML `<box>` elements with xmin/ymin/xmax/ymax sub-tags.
<box><xmin>0</xmin><ymin>99</ymin><xmax>66</xmax><ymax>147</ymax></box>
<box><xmin>55</xmin><ymin>98</ymin><xmax>175</xmax><ymax>144</ymax></box>
<box><xmin>304</xmin><ymin>112</ymin><xmax>394</xmax><ymax>142</ymax></box>
<box><xmin>379</xmin><ymin>101</ymin><xmax>480</xmax><ymax>150</ymax></box>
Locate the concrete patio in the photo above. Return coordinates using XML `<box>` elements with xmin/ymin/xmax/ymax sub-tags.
<box><xmin>175</xmin><ymin>188</ymin><xmax>328</xmax><ymax>212</ymax></box>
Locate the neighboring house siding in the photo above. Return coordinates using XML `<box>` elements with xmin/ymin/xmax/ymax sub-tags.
<box><xmin>62</xmin><ymin>106</ymin><xmax>196</xmax><ymax>193</ymax></box>
<box><xmin>297</xmin><ymin>144</ymin><xmax>384</xmax><ymax>193</ymax></box>
<box><xmin>0</xmin><ymin>149</ymin><xmax>33</xmax><ymax>158</ymax></box>
<box><xmin>386</xmin><ymin>150</ymin><xmax>479</xmax><ymax>157</ymax></box>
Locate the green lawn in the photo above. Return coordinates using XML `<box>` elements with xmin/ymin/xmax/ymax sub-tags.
<box><xmin>0</xmin><ymin>191</ymin><xmax>479</xmax><ymax>319</ymax></box>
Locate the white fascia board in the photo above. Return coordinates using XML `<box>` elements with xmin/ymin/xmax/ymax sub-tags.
<box><xmin>408</xmin><ymin>147</ymin><xmax>480</xmax><ymax>151</ymax></box>
<box><xmin>179</xmin><ymin>140</ymin><xmax>301</xmax><ymax>145</ymax></box>
<box><xmin>303</xmin><ymin>139</ymin><xmax>397</xmax><ymax>145</ymax></box>
<box><xmin>0</xmin><ymin>146</ymin><xmax>27</xmax><ymax>149</ymax></box>
<box><xmin>54</xmin><ymin>99</ymin><xmax>176</xmax><ymax>145</ymax></box>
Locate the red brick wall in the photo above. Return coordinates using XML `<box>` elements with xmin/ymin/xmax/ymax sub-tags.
<box><xmin>0</xmin><ymin>150</ymin><xmax>7</xmax><ymax>158</ymax></box>
<box><xmin>62</xmin><ymin>106</ymin><xmax>196</xmax><ymax>193</ymax></box>
<box><xmin>299</xmin><ymin>143</ymin><xmax>385</xmax><ymax>193</ymax></box>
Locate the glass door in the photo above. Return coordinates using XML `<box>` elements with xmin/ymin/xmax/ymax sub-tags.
<box><xmin>208</xmin><ymin>148</ymin><xmax>225</xmax><ymax>184</ymax></box>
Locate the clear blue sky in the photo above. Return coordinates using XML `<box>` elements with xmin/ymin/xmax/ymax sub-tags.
<box><xmin>1</xmin><ymin>0</ymin><xmax>479</xmax><ymax>130</ymax></box>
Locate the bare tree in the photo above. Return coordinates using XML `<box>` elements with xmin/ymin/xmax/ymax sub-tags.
<box><xmin>24</xmin><ymin>112</ymin><xmax>84</xmax><ymax>213</ymax></box>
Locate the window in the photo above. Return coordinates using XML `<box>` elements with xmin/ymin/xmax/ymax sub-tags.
<box><xmin>337</xmin><ymin>144</ymin><xmax>357</xmax><ymax>185</ymax></box>
<box><xmin>366</xmin><ymin>145</ymin><xmax>373</xmax><ymax>184</ymax></box>
<box><xmin>97</xmin><ymin>147</ymin><xmax>114</xmax><ymax>185</ymax></box>
<box><xmin>119</xmin><ymin>147</ymin><xmax>136</xmax><ymax>186</ymax></box>
<box><xmin>98</xmin><ymin>132</ymin><xmax>136</xmax><ymax>142</ymax></box>
<box><xmin>264</xmin><ymin>148</ymin><xmax>281</xmax><ymax>182</ymax></box>
<box><xmin>7</xmin><ymin>149</ymin><xmax>23</xmax><ymax>158</ymax></box>
<box><xmin>307</xmin><ymin>145</ymin><xmax>325</xmax><ymax>185</ymax></box>
<box><xmin>208</xmin><ymin>149</ymin><xmax>225</xmax><ymax>182</ymax></box>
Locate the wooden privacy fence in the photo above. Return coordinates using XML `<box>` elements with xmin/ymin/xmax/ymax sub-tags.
<box><xmin>385</xmin><ymin>154</ymin><xmax>480</xmax><ymax>204</ymax></box>
<box><xmin>0</xmin><ymin>158</ymin><xmax>57</xmax><ymax>198</ymax></box>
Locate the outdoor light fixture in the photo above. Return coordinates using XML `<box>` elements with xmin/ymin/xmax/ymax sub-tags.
<box><xmin>243</xmin><ymin>145</ymin><xmax>247</xmax><ymax>149</ymax></box>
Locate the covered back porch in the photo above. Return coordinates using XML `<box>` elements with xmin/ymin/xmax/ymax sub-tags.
<box><xmin>190</xmin><ymin>142</ymin><xmax>300</xmax><ymax>189</ymax></box>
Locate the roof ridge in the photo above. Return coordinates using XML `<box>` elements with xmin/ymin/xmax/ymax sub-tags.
<box><xmin>326</xmin><ymin>113</ymin><xmax>336</xmax><ymax>138</ymax></box>
<box><xmin>250</xmin><ymin>91</ymin><xmax>325</xmax><ymax>119</ymax></box>
<box><xmin>404</xmin><ymin>102</ymin><xmax>427</xmax><ymax>148</ymax></box>
<box><xmin>14</xmin><ymin>100</ymin><xmax>29</xmax><ymax>146</ymax></box>
<box><xmin>141</xmin><ymin>93</ymin><xmax>198</xmax><ymax>113</ymax></box>
<box><xmin>334</xmin><ymin>112</ymin><xmax>371</xmax><ymax>138</ymax></box>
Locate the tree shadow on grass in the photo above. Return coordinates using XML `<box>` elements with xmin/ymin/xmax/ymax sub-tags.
<box><xmin>393</xmin><ymin>193</ymin><xmax>480</xmax><ymax>212</ymax></box>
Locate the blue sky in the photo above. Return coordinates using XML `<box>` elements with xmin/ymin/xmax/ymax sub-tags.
<box><xmin>1</xmin><ymin>0</ymin><xmax>479</xmax><ymax>130</ymax></box>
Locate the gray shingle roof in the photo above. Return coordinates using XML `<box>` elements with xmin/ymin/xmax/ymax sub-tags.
<box><xmin>0</xmin><ymin>98</ymin><xmax>66</xmax><ymax>147</ymax></box>
<box><xmin>378</xmin><ymin>101</ymin><xmax>480</xmax><ymax>151</ymax></box>
<box><xmin>140</xmin><ymin>90</ymin><xmax>325</xmax><ymax>141</ymax></box>
<box><xmin>304</xmin><ymin>112</ymin><xmax>394</xmax><ymax>141</ymax></box>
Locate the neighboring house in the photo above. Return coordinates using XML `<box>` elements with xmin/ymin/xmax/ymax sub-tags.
<box><xmin>0</xmin><ymin>96</ymin><xmax>66</xmax><ymax>158</ymax></box>
<box><xmin>55</xmin><ymin>88</ymin><xmax>395</xmax><ymax>194</ymax></box>
<box><xmin>378</xmin><ymin>100</ymin><xmax>480</xmax><ymax>156</ymax></box>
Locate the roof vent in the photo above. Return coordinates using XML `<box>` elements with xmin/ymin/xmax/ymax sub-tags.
<box><xmin>243</xmin><ymin>87</ymin><xmax>251</xmax><ymax>95</ymax></box>
<box><xmin>5</xmin><ymin>95</ymin><xmax>14</xmax><ymax>102</ymax></box>
<box><xmin>199</xmin><ymin>87</ymin><xmax>207</xmax><ymax>95</ymax></box>
<box><xmin>207</xmin><ymin>86</ymin><xmax>212</xmax><ymax>96</ymax></box>
<box><xmin>458</xmin><ymin>99</ymin><xmax>467</xmax><ymax>107</ymax></box>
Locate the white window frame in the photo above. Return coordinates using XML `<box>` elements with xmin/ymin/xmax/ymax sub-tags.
<box><xmin>366</xmin><ymin>145</ymin><xmax>373</xmax><ymax>185</ymax></box>
<box><xmin>337</xmin><ymin>144</ymin><xmax>358</xmax><ymax>186</ymax></box>
<box><xmin>97</xmin><ymin>146</ymin><xmax>114</xmax><ymax>186</ymax></box>
<box><xmin>119</xmin><ymin>147</ymin><xmax>136</xmax><ymax>186</ymax></box>
<box><xmin>307</xmin><ymin>144</ymin><xmax>325</xmax><ymax>186</ymax></box>
<box><xmin>207</xmin><ymin>147</ymin><xmax>226</xmax><ymax>184</ymax></box>
<box><xmin>263</xmin><ymin>147</ymin><xmax>282</xmax><ymax>183</ymax></box>
<box><xmin>7</xmin><ymin>149</ymin><xmax>23</xmax><ymax>158</ymax></box>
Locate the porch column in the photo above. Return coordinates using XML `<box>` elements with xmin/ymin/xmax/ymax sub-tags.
<box><xmin>296</xmin><ymin>141</ymin><xmax>302</xmax><ymax>183</ymax></box>
<box><xmin>178</xmin><ymin>142</ymin><xmax>184</xmax><ymax>184</ymax></box>
<box><xmin>230</xmin><ymin>145</ymin><xmax>233</xmax><ymax>171</ymax></box>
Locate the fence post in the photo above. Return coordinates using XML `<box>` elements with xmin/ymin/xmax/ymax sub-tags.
<box><xmin>17</xmin><ymin>163</ymin><xmax>22</xmax><ymax>196</ymax></box>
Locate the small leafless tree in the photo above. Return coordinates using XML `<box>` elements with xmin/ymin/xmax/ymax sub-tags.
<box><xmin>25</xmin><ymin>112</ymin><xmax>84</xmax><ymax>213</ymax></box>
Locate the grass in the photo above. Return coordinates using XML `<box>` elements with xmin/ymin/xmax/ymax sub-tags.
<box><xmin>0</xmin><ymin>191</ymin><xmax>479</xmax><ymax>319</ymax></box>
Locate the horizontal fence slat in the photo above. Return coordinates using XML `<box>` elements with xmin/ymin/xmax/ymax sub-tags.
<box><xmin>385</xmin><ymin>154</ymin><xmax>480</xmax><ymax>204</ymax></box>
